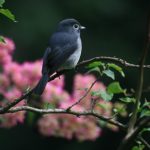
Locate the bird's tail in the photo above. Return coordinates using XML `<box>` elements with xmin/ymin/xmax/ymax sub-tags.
<box><xmin>33</xmin><ymin>74</ymin><xmax>49</xmax><ymax>95</ymax></box>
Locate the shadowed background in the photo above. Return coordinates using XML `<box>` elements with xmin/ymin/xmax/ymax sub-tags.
<box><xmin>0</xmin><ymin>0</ymin><xmax>150</xmax><ymax>150</ymax></box>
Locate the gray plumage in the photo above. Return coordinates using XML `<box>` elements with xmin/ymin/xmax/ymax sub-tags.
<box><xmin>33</xmin><ymin>18</ymin><xmax>85</xmax><ymax>95</ymax></box>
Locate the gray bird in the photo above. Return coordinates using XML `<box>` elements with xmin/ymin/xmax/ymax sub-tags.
<box><xmin>33</xmin><ymin>18</ymin><xmax>85</xmax><ymax>95</ymax></box>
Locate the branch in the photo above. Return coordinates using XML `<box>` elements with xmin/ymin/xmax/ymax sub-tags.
<box><xmin>128</xmin><ymin>12</ymin><xmax>150</xmax><ymax>133</ymax></box>
<box><xmin>0</xmin><ymin>56</ymin><xmax>150</xmax><ymax>114</ymax></box>
<box><xmin>0</xmin><ymin>90</ymin><xmax>33</xmax><ymax>114</ymax></box>
<box><xmin>118</xmin><ymin>13</ymin><xmax>150</xmax><ymax>150</ymax></box>
<box><xmin>77</xmin><ymin>56</ymin><xmax>150</xmax><ymax>69</ymax></box>
<box><xmin>7</xmin><ymin>106</ymin><xmax>126</xmax><ymax>130</ymax></box>
<box><xmin>138</xmin><ymin>136</ymin><xmax>150</xmax><ymax>149</ymax></box>
<box><xmin>118</xmin><ymin>117</ymin><xmax>150</xmax><ymax>150</ymax></box>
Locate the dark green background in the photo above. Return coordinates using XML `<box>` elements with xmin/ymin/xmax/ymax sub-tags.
<box><xmin>0</xmin><ymin>0</ymin><xmax>150</xmax><ymax>150</ymax></box>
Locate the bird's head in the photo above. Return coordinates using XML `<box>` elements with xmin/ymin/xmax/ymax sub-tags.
<box><xmin>57</xmin><ymin>18</ymin><xmax>85</xmax><ymax>33</ymax></box>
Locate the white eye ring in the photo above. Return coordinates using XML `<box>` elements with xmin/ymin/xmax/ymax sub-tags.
<box><xmin>73</xmin><ymin>24</ymin><xmax>79</xmax><ymax>30</ymax></box>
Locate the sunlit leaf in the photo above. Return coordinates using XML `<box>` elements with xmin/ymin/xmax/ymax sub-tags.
<box><xmin>0</xmin><ymin>8</ymin><xmax>17</xmax><ymax>22</ymax></box>
<box><xmin>86</xmin><ymin>67</ymin><xmax>101</xmax><ymax>74</ymax></box>
<box><xmin>143</xmin><ymin>101</ymin><xmax>150</xmax><ymax>107</ymax></box>
<box><xmin>108</xmin><ymin>63</ymin><xmax>125</xmax><ymax>77</ymax></box>
<box><xmin>107</xmin><ymin>82</ymin><xmax>125</xmax><ymax>94</ymax></box>
<box><xmin>132</xmin><ymin>145</ymin><xmax>145</xmax><ymax>150</ymax></box>
<box><xmin>140</xmin><ymin>109</ymin><xmax>150</xmax><ymax>118</ymax></box>
<box><xmin>86</xmin><ymin>61</ymin><xmax>104</xmax><ymax>68</ymax></box>
<box><xmin>120</xmin><ymin>97</ymin><xmax>135</xmax><ymax>103</ymax></box>
<box><xmin>92</xmin><ymin>90</ymin><xmax>113</xmax><ymax>101</ymax></box>
<box><xmin>103</xmin><ymin>69</ymin><xmax>115</xmax><ymax>80</ymax></box>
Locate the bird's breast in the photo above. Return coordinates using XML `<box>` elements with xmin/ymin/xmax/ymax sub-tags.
<box><xmin>61</xmin><ymin>37</ymin><xmax>82</xmax><ymax>69</ymax></box>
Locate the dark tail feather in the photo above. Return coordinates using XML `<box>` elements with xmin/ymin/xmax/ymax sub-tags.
<box><xmin>33</xmin><ymin>74</ymin><xmax>49</xmax><ymax>95</ymax></box>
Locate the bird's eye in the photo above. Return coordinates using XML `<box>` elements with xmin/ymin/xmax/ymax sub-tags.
<box><xmin>73</xmin><ymin>24</ymin><xmax>79</xmax><ymax>30</ymax></box>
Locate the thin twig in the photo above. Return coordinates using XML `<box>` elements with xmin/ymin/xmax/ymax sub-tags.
<box><xmin>7</xmin><ymin>106</ymin><xmax>126</xmax><ymax>130</ymax></box>
<box><xmin>67</xmin><ymin>78</ymin><xmax>99</xmax><ymax>110</ymax></box>
<box><xmin>138</xmin><ymin>136</ymin><xmax>150</xmax><ymax>149</ymax></box>
<box><xmin>128</xmin><ymin>13</ymin><xmax>150</xmax><ymax>133</ymax></box>
<box><xmin>0</xmin><ymin>90</ymin><xmax>33</xmax><ymax>114</ymax></box>
<box><xmin>118</xmin><ymin>117</ymin><xmax>150</xmax><ymax>150</ymax></box>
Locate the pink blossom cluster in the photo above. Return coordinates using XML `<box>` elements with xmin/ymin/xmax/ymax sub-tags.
<box><xmin>0</xmin><ymin>37</ymin><xmax>117</xmax><ymax>140</ymax></box>
<box><xmin>38</xmin><ymin>74</ymin><xmax>117</xmax><ymax>141</ymax></box>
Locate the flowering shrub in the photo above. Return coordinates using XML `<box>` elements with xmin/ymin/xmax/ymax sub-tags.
<box><xmin>0</xmin><ymin>37</ymin><xmax>118</xmax><ymax>140</ymax></box>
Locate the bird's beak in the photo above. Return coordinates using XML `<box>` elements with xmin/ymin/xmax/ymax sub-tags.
<box><xmin>80</xmin><ymin>26</ymin><xmax>86</xmax><ymax>30</ymax></box>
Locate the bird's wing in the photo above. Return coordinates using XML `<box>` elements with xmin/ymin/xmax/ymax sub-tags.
<box><xmin>42</xmin><ymin>32</ymin><xmax>78</xmax><ymax>76</ymax></box>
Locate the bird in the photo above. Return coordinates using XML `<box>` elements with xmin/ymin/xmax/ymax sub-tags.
<box><xmin>33</xmin><ymin>18</ymin><xmax>85</xmax><ymax>95</ymax></box>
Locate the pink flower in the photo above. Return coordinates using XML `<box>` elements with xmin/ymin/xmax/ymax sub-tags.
<box><xmin>3</xmin><ymin>86</ymin><xmax>22</xmax><ymax>102</ymax></box>
<box><xmin>0</xmin><ymin>37</ymin><xmax>15</xmax><ymax>54</ymax></box>
<box><xmin>38</xmin><ymin>74</ymin><xmax>114</xmax><ymax>141</ymax></box>
<box><xmin>0</xmin><ymin>37</ymin><xmax>15</xmax><ymax>65</ymax></box>
<box><xmin>75</xmin><ymin>119</ymin><xmax>101</xmax><ymax>141</ymax></box>
<box><xmin>50</xmin><ymin>75</ymin><xmax>65</xmax><ymax>88</ymax></box>
<box><xmin>0</xmin><ymin>111</ymin><xmax>25</xmax><ymax>128</ymax></box>
<box><xmin>72</xmin><ymin>74</ymin><xmax>106</xmax><ymax>109</ymax></box>
<box><xmin>0</xmin><ymin>37</ymin><xmax>118</xmax><ymax>140</ymax></box>
<box><xmin>38</xmin><ymin>114</ymin><xmax>101</xmax><ymax>141</ymax></box>
<box><xmin>0</xmin><ymin>49</ymin><xmax>12</xmax><ymax>65</ymax></box>
<box><xmin>42</xmin><ymin>83</ymin><xmax>70</xmax><ymax>104</ymax></box>
<box><xmin>3</xmin><ymin>61</ymin><xmax>42</xmax><ymax>90</ymax></box>
<box><xmin>38</xmin><ymin>115</ymin><xmax>60</xmax><ymax>136</ymax></box>
<box><xmin>0</xmin><ymin>73</ymin><xmax>10</xmax><ymax>89</ymax></box>
<box><xmin>0</xmin><ymin>86</ymin><xmax>25</xmax><ymax>128</ymax></box>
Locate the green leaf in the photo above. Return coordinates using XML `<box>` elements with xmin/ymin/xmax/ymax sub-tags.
<box><xmin>108</xmin><ymin>63</ymin><xmax>125</xmax><ymax>77</ymax></box>
<box><xmin>107</xmin><ymin>82</ymin><xmax>125</xmax><ymax>94</ymax></box>
<box><xmin>132</xmin><ymin>145</ymin><xmax>145</xmax><ymax>150</ymax></box>
<box><xmin>140</xmin><ymin>127</ymin><xmax>150</xmax><ymax>135</ymax></box>
<box><xmin>113</xmin><ymin>107</ymin><xmax>125</xmax><ymax>114</ymax></box>
<box><xmin>132</xmin><ymin>146</ymin><xmax>139</xmax><ymax>150</ymax></box>
<box><xmin>92</xmin><ymin>90</ymin><xmax>113</xmax><ymax>101</ymax></box>
<box><xmin>0</xmin><ymin>35</ymin><xmax>5</xmax><ymax>43</ymax></box>
<box><xmin>0</xmin><ymin>9</ymin><xmax>17</xmax><ymax>22</ymax></box>
<box><xmin>120</xmin><ymin>97</ymin><xmax>135</xmax><ymax>103</ymax></box>
<box><xmin>0</xmin><ymin>0</ymin><xmax>5</xmax><ymax>7</ymax></box>
<box><xmin>143</xmin><ymin>101</ymin><xmax>150</xmax><ymax>107</ymax></box>
<box><xmin>86</xmin><ymin>67</ymin><xmax>101</xmax><ymax>74</ymax></box>
<box><xmin>140</xmin><ymin>109</ymin><xmax>150</xmax><ymax>118</ymax></box>
<box><xmin>138</xmin><ymin>101</ymin><xmax>150</xmax><ymax>113</ymax></box>
<box><xmin>103</xmin><ymin>69</ymin><xmax>115</xmax><ymax>80</ymax></box>
<box><xmin>86</xmin><ymin>61</ymin><xmax>104</xmax><ymax>69</ymax></box>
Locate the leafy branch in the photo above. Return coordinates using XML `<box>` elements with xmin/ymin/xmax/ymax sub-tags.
<box><xmin>118</xmin><ymin>12</ymin><xmax>150</xmax><ymax>150</ymax></box>
<box><xmin>0</xmin><ymin>56</ymin><xmax>149</xmax><ymax>114</ymax></box>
